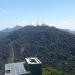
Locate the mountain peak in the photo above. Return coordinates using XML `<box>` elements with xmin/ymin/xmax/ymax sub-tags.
<box><xmin>1</xmin><ymin>25</ymin><xmax>22</xmax><ymax>33</ymax></box>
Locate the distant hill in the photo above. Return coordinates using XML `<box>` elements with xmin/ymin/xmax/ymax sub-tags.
<box><xmin>70</xmin><ymin>31</ymin><xmax>75</xmax><ymax>35</ymax></box>
<box><xmin>1</xmin><ymin>25</ymin><xmax>22</xmax><ymax>33</ymax></box>
<box><xmin>62</xmin><ymin>29</ymin><xmax>75</xmax><ymax>35</ymax></box>
<box><xmin>0</xmin><ymin>25</ymin><xmax>22</xmax><ymax>38</ymax></box>
<box><xmin>0</xmin><ymin>25</ymin><xmax>75</xmax><ymax>75</ymax></box>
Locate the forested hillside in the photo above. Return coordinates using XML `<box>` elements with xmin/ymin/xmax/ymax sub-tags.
<box><xmin>0</xmin><ymin>25</ymin><xmax>75</xmax><ymax>75</ymax></box>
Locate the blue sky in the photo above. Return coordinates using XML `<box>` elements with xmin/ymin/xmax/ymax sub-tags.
<box><xmin>0</xmin><ymin>0</ymin><xmax>75</xmax><ymax>30</ymax></box>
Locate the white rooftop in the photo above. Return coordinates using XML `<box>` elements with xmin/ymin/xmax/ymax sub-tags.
<box><xmin>25</xmin><ymin>57</ymin><xmax>41</xmax><ymax>64</ymax></box>
<box><xmin>5</xmin><ymin>62</ymin><xmax>30</xmax><ymax>75</ymax></box>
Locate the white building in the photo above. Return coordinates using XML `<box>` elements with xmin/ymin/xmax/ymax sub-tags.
<box><xmin>5</xmin><ymin>57</ymin><xmax>42</xmax><ymax>75</ymax></box>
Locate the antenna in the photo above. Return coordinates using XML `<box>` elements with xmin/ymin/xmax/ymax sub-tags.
<box><xmin>36</xmin><ymin>19</ymin><xmax>39</xmax><ymax>26</ymax></box>
<box><xmin>41</xmin><ymin>16</ymin><xmax>45</xmax><ymax>25</ymax></box>
<box><xmin>42</xmin><ymin>16</ymin><xmax>44</xmax><ymax>24</ymax></box>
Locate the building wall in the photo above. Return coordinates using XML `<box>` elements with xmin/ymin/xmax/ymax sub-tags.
<box><xmin>29</xmin><ymin>64</ymin><xmax>42</xmax><ymax>75</ymax></box>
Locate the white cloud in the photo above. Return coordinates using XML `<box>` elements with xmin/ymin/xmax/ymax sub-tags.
<box><xmin>2</xmin><ymin>9</ymin><xmax>7</xmax><ymax>14</ymax></box>
<box><xmin>0</xmin><ymin>20</ymin><xmax>75</xmax><ymax>30</ymax></box>
<box><xmin>15</xmin><ymin>20</ymin><xmax>33</xmax><ymax>26</ymax></box>
<box><xmin>0</xmin><ymin>9</ymin><xmax>8</xmax><ymax>15</ymax></box>
<box><xmin>47</xmin><ymin>21</ymin><xmax>75</xmax><ymax>30</ymax></box>
<box><xmin>15</xmin><ymin>20</ymin><xmax>40</xmax><ymax>26</ymax></box>
<box><xmin>18</xmin><ymin>20</ymin><xmax>75</xmax><ymax>30</ymax></box>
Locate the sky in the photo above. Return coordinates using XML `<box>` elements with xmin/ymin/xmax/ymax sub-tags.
<box><xmin>0</xmin><ymin>0</ymin><xmax>75</xmax><ymax>30</ymax></box>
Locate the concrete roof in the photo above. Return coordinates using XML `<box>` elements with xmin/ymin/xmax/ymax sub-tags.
<box><xmin>5</xmin><ymin>62</ymin><xmax>30</xmax><ymax>75</ymax></box>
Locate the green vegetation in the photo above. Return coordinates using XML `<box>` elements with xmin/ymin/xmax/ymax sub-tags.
<box><xmin>0</xmin><ymin>25</ymin><xmax>75</xmax><ymax>75</ymax></box>
<box><xmin>42</xmin><ymin>68</ymin><xmax>69</xmax><ymax>75</ymax></box>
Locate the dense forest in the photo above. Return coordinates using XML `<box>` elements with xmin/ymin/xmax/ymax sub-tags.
<box><xmin>0</xmin><ymin>25</ymin><xmax>75</xmax><ymax>75</ymax></box>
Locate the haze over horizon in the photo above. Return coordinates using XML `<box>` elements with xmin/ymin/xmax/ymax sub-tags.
<box><xmin>0</xmin><ymin>0</ymin><xmax>75</xmax><ymax>30</ymax></box>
